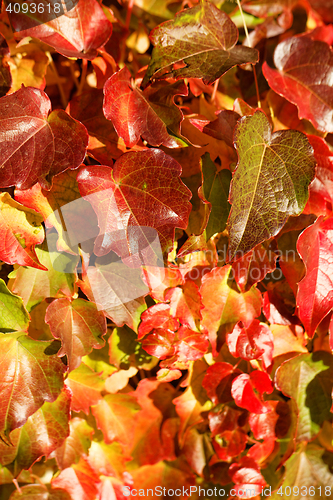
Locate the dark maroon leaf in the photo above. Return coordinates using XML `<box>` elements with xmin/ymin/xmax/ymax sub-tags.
<box><xmin>202</xmin><ymin>362</ymin><xmax>242</xmax><ymax>405</ymax></box>
<box><xmin>142</xmin><ymin>0</ymin><xmax>258</xmax><ymax>88</ymax></box>
<box><xmin>0</xmin><ymin>86</ymin><xmax>88</xmax><ymax>189</ymax></box>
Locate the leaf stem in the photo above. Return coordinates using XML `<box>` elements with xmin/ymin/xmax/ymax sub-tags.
<box><xmin>236</xmin><ymin>0</ymin><xmax>261</xmax><ymax>108</ymax></box>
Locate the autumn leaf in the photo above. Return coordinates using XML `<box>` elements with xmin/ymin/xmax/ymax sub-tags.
<box><xmin>0</xmin><ymin>192</ymin><xmax>45</xmax><ymax>269</ymax></box>
<box><xmin>296</xmin><ymin>216</ymin><xmax>333</xmax><ymax>337</ymax></box>
<box><xmin>103</xmin><ymin>67</ymin><xmax>188</xmax><ymax>148</ymax></box>
<box><xmin>51</xmin><ymin>456</ymin><xmax>100</xmax><ymax>500</ymax></box>
<box><xmin>65</xmin><ymin>362</ymin><xmax>105</xmax><ymax>415</ymax></box>
<box><xmin>200</xmin><ymin>265</ymin><xmax>262</xmax><ymax>355</ymax></box>
<box><xmin>229</xmin><ymin>456</ymin><xmax>267</xmax><ymax>498</ymax></box>
<box><xmin>77</xmin><ymin>149</ymin><xmax>192</xmax><ymax>256</ymax></box>
<box><xmin>142</xmin><ymin>0</ymin><xmax>258</xmax><ymax>87</ymax></box>
<box><xmin>226</xmin><ymin>320</ymin><xmax>274</xmax><ymax>370</ymax></box>
<box><xmin>228</xmin><ymin>110</ymin><xmax>316</xmax><ymax>258</ymax></box>
<box><xmin>45</xmin><ymin>298</ymin><xmax>106</xmax><ymax>371</ymax></box>
<box><xmin>12</xmin><ymin>0</ymin><xmax>112</xmax><ymax>60</ymax></box>
<box><xmin>3</xmin><ymin>387</ymin><xmax>71</xmax><ymax>477</ymax></box>
<box><xmin>263</xmin><ymin>33</ymin><xmax>333</xmax><ymax>133</ymax></box>
<box><xmin>202</xmin><ymin>362</ymin><xmax>242</xmax><ymax>405</ymax></box>
<box><xmin>231</xmin><ymin>370</ymin><xmax>273</xmax><ymax>414</ymax></box>
<box><xmin>0</xmin><ymin>279</ymin><xmax>30</xmax><ymax>333</ymax></box>
<box><xmin>0</xmin><ymin>333</ymin><xmax>65</xmax><ymax>437</ymax></box>
<box><xmin>0</xmin><ymin>86</ymin><xmax>88</xmax><ymax>189</ymax></box>
<box><xmin>55</xmin><ymin>418</ymin><xmax>94</xmax><ymax>470</ymax></box>
<box><xmin>275</xmin><ymin>351</ymin><xmax>333</xmax><ymax>442</ymax></box>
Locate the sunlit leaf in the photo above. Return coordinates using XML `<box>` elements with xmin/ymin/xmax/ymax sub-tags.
<box><xmin>0</xmin><ymin>333</ymin><xmax>65</xmax><ymax>437</ymax></box>
<box><xmin>231</xmin><ymin>370</ymin><xmax>273</xmax><ymax>414</ymax></box>
<box><xmin>0</xmin><ymin>192</ymin><xmax>45</xmax><ymax>269</ymax></box>
<box><xmin>0</xmin><ymin>87</ymin><xmax>88</xmax><ymax>190</ymax></box>
<box><xmin>0</xmin><ymin>279</ymin><xmax>29</xmax><ymax>333</ymax></box>
<box><xmin>228</xmin><ymin>110</ymin><xmax>316</xmax><ymax>258</ymax></box>
<box><xmin>275</xmin><ymin>351</ymin><xmax>333</xmax><ymax>442</ymax></box>
<box><xmin>104</xmin><ymin>67</ymin><xmax>188</xmax><ymax>148</ymax></box>
<box><xmin>263</xmin><ymin>34</ymin><xmax>333</xmax><ymax>133</ymax></box>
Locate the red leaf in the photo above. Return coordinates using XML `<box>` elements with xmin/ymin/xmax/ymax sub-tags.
<box><xmin>45</xmin><ymin>298</ymin><xmax>106</xmax><ymax>371</ymax></box>
<box><xmin>226</xmin><ymin>320</ymin><xmax>274</xmax><ymax>370</ymax></box>
<box><xmin>231</xmin><ymin>240</ymin><xmax>278</xmax><ymax>292</ymax></box>
<box><xmin>0</xmin><ymin>192</ymin><xmax>46</xmax><ymax>270</ymax></box>
<box><xmin>13</xmin><ymin>0</ymin><xmax>112</xmax><ymax>60</ymax></box>
<box><xmin>0</xmin><ymin>334</ymin><xmax>65</xmax><ymax>437</ymax></box>
<box><xmin>213</xmin><ymin>429</ymin><xmax>247</xmax><ymax>460</ymax></box>
<box><xmin>308</xmin><ymin>0</ymin><xmax>333</xmax><ymax>23</ymax></box>
<box><xmin>296</xmin><ymin>216</ymin><xmax>333</xmax><ymax>337</ymax></box>
<box><xmin>229</xmin><ymin>457</ymin><xmax>267</xmax><ymax>498</ymax></box>
<box><xmin>138</xmin><ymin>303</ymin><xmax>179</xmax><ymax>339</ymax></box>
<box><xmin>0</xmin><ymin>86</ymin><xmax>88</xmax><ymax>189</ymax></box>
<box><xmin>77</xmin><ymin>150</ymin><xmax>192</xmax><ymax>256</ymax></box>
<box><xmin>165</xmin><ymin>281</ymin><xmax>203</xmax><ymax>330</ymax></box>
<box><xmin>200</xmin><ymin>266</ymin><xmax>262</xmax><ymax>355</ymax></box>
<box><xmin>248</xmin><ymin>401</ymin><xmax>280</xmax><ymax>440</ymax></box>
<box><xmin>191</xmin><ymin>109</ymin><xmax>240</xmax><ymax>148</ymax></box>
<box><xmin>263</xmin><ymin>34</ymin><xmax>333</xmax><ymax>133</ymax></box>
<box><xmin>52</xmin><ymin>457</ymin><xmax>100</xmax><ymax>500</ymax></box>
<box><xmin>65</xmin><ymin>363</ymin><xmax>104</xmax><ymax>415</ymax></box>
<box><xmin>67</xmin><ymin>89</ymin><xmax>131</xmax><ymax>167</ymax></box>
<box><xmin>103</xmin><ymin>67</ymin><xmax>187</xmax><ymax>148</ymax></box>
<box><xmin>141</xmin><ymin>329</ymin><xmax>176</xmax><ymax>360</ymax></box>
<box><xmin>202</xmin><ymin>362</ymin><xmax>241</xmax><ymax>405</ymax></box>
<box><xmin>231</xmin><ymin>371</ymin><xmax>273</xmax><ymax>414</ymax></box>
<box><xmin>304</xmin><ymin>136</ymin><xmax>333</xmax><ymax>216</ymax></box>
<box><xmin>142</xmin><ymin>265</ymin><xmax>183</xmax><ymax>301</ymax></box>
<box><xmin>208</xmin><ymin>406</ymin><xmax>242</xmax><ymax>437</ymax></box>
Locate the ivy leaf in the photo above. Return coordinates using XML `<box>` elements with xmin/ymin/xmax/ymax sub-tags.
<box><xmin>51</xmin><ymin>457</ymin><xmax>100</xmax><ymax>500</ymax></box>
<box><xmin>263</xmin><ymin>34</ymin><xmax>333</xmax><ymax>133</ymax></box>
<box><xmin>14</xmin><ymin>167</ymin><xmax>87</xmax><ymax>254</ymax></box>
<box><xmin>194</xmin><ymin>110</ymin><xmax>240</xmax><ymax>149</ymax></box>
<box><xmin>13</xmin><ymin>0</ymin><xmax>112</xmax><ymax>60</ymax></box>
<box><xmin>0</xmin><ymin>34</ymin><xmax>11</xmax><ymax>97</ymax></box>
<box><xmin>296</xmin><ymin>216</ymin><xmax>333</xmax><ymax>337</ymax></box>
<box><xmin>103</xmin><ymin>67</ymin><xmax>188</xmax><ymax>148</ymax></box>
<box><xmin>4</xmin><ymin>387</ymin><xmax>71</xmax><ymax>477</ymax></box>
<box><xmin>231</xmin><ymin>370</ymin><xmax>273</xmax><ymax>414</ymax></box>
<box><xmin>200</xmin><ymin>265</ymin><xmax>262</xmax><ymax>355</ymax></box>
<box><xmin>0</xmin><ymin>87</ymin><xmax>88</xmax><ymax>190</ymax></box>
<box><xmin>229</xmin><ymin>456</ymin><xmax>267</xmax><ymax>498</ymax></box>
<box><xmin>165</xmin><ymin>281</ymin><xmax>203</xmax><ymax>331</ymax></box>
<box><xmin>55</xmin><ymin>418</ymin><xmax>94</xmax><ymax>471</ymax></box>
<box><xmin>45</xmin><ymin>298</ymin><xmax>106</xmax><ymax>372</ymax></box>
<box><xmin>91</xmin><ymin>394</ymin><xmax>141</xmax><ymax>446</ymax></box>
<box><xmin>77</xmin><ymin>150</ymin><xmax>192</xmax><ymax>256</ymax></box>
<box><xmin>270</xmin><ymin>444</ymin><xmax>333</xmax><ymax>500</ymax></box>
<box><xmin>0</xmin><ymin>279</ymin><xmax>30</xmax><ymax>333</ymax></box>
<box><xmin>275</xmin><ymin>352</ymin><xmax>333</xmax><ymax>442</ymax></box>
<box><xmin>199</xmin><ymin>152</ymin><xmax>232</xmax><ymax>240</ymax></box>
<box><xmin>8</xmin><ymin>234</ymin><xmax>76</xmax><ymax>312</ymax></box>
<box><xmin>242</xmin><ymin>0</ymin><xmax>299</xmax><ymax>17</ymax></box>
<box><xmin>202</xmin><ymin>362</ymin><xmax>242</xmax><ymax>405</ymax></box>
<box><xmin>142</xmin><ymin>0</ymin><xmax>258</xmax><ymax>88</ymax></box>
<box><xmin>67</xmin><ymin>89</ymin><xmax>131</xmax><ymax>167</ymax></box>
<box><xmin>305</xmin><ymin>136</ymin><xmax>333</xmax><ymax>216</ymax></box>
<box><xmin>228</xmin><ymin>110</ymin><xmax>316</xmax><ymax>258</ymax></box>
<box><xmin>226</xmin><ymin>320</ymin><xmax>274</xmax><ymax>370</ymax></box>
<box><xmin>0</xmin><ymin>192</ymin><xmax>45</xmax><ymax>270</ymax></box>
<box><xmin>0</xmin><ymin>333</ymin><xmax>65</xmax><ymax>437</ymax></box>
<box><xmin>65</xmin><ymin>363</ymin><xmax>104</xmax><ymax>415</ymax></box>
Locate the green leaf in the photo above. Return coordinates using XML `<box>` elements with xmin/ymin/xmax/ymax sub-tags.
<box><xmin>0</xmin><ymin>333</ymin><xmax>65</xmax><ymax>438</ymax></box>
<box><xmin>65</xmin><ymin>362</ymin><xmax>105</xmax><ymax>415</ymax></box>
<box><xmin>270</xmin><ymin>443</ymin><xmax>333</xmax><ymax>500</ymax></box>
<box><xmin>0</xmin><ymin>279</ymin><xmax>30</xmax><ymax>333</ymax></box>
<box><xmin>228</xmin><ymin>110</ymin><xmax>316</xmax><ymax>258</ymax></box>
<box><xmin>142</xmin><ymin>0</ymin><xmax>258</xmax><ymax>87</ymax></box>
<box><xmin>275</xmin><ymin>351</ymin><xmax>333</xmax><ymax>442</ymax></box>
<box><xmin>200</xmin><ymin>152</ymin><xmax>232</xmax><ymax>240</ymax></box>
<box><xmin>109</xmin><ymin>325</ymin><xmax>154</xmax><ymax>370</ymax></box>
